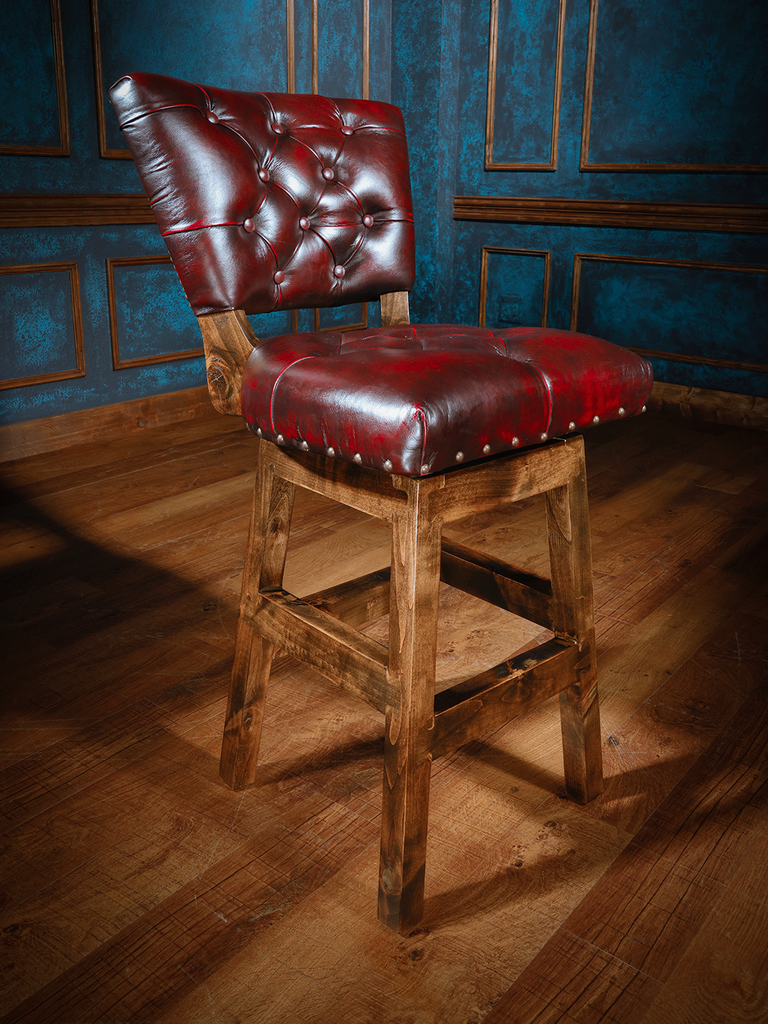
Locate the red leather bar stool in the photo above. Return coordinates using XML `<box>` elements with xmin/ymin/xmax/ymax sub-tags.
<box><xmin>110</xmin><ymin>74</ymin><xmax>653</xmax><ymax>933</ymax></box>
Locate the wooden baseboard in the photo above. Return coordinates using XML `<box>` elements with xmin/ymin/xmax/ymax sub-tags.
<box><xmin>648</xmin><ymin>381</ymin><xmax>768</xmax><ymax>431</ymax></box>
<box><xmin>0</xmin><ymin>386</ymin><xmax>220</xmax><ymax>462</ymax></box>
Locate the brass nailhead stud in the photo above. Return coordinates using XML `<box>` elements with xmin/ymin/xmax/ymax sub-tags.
<box><xmin>512</xmin><ymin>437</ymin><xmax>519</xmax><ymax>447</ymax></box>
<box><xmin>592</xmin><ymin>415</ymin><xmax>600</xmax><ymax>425</ymax></box>
<box><xmin>618</xmin><ymin>407</ymin><xmax>625</xmax><ymax>416</ymax></box>
<box><xmin>421</xmin><ymin>464</ymin><xmax>429</xmax><ymax>474</ymax></box>
<box><xmin>455</xmin><ymin>451</ymin><xmax>464</xmax><ymax>462</ymax></box>
<box><xmin>568</xmin><ymin>421</ymin><xmax>576</xmax><ymax>431</ymax></box>
<box><xmin>326</xmin><ymin>446</ymin><xmax>335</xmax><ymax>456</ymax></box>
<box><xmin>540</xmin><ymin>433</ymin><xmax>548</xmax><ymax>442</ymax></box>
<box><xmin>641</xmin><ymin>405</ymin><xmax>647</xmax><ymax>413</ymax></box>
<box><xmin>354</xmin><ymin>453</ymin><xmax>362</xmax><ymax>464</ymax></box>
<box><xmin>300</xmin><ymin>441</ymin><xmax>309</xmax><ymax>451</ymax></box>
<box><xmin>383</xmin><ymin>459</ymin><xmax>393</xmax><ymax>472</ymax></box>
<box><xmin>482</xmin><ymin>444</ymin><xmax>491</xmax><ymax>455</ymax></box>
<box><xmin>256</xmin><ymin>427</ymin><xmax>262</xmax><ymax>437</ymax></box>
<box><xmin>276</xmin><ymin>433</ymin><xmax>285</xmax><ymax>444</ymax></box>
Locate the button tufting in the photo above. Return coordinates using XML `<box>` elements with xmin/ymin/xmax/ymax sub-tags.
<box><xmin>243</xmin><ymin>218</ymin><xmax>255</xmax><ymax>232</ymax></box>
<box><xmin>333</xmin><ymin>265</ymin><xmax>345</xmax><ymax>279</ymax></box>
<box><xmin>272</xmin><ymin>122</ymin><xmax>284</xmax><ymax>134</ymax></box>
<box><xmin>322</xmin><ymin>167</ymin><xmax>334</xmax><ymax>180</ymax></box>
<box><xmin>258</xmin><ymin>168</ymin><xmax>269</xmax><ymax>181</ymax></box>
<box><xmin>340</xmin><ymin>125</ymin><xmax>354</xmax><ymax>135</ymax></box>
<box><xmin>363</xmin><ymin>214</ymin><xmax>374</xmax><ymax>227</ymax></box>
<box><xmin>299</xmin><ymin>216</ymin><xmax>310</xmax><ymax>230</ymax></box>
<box><xmin>206</xmin><ymin>111</ymin><xmax>219</xmax><ymax>123</ymax></box>
<box><xmin>274</xmin><ymin>270</ymin><xmax>285</xmax><ymax>284</ymax></box>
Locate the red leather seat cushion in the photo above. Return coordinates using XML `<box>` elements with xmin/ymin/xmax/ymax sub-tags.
<box><xmin>242</xmin><ymin>324</ymin><xmax>653</xmax><ymax>476</ymax></box>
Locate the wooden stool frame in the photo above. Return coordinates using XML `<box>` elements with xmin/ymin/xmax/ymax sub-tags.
<box><xmin>219</xmin><ymin>427</ymin><xmax>603</xmax><ymax>934</ymax></box>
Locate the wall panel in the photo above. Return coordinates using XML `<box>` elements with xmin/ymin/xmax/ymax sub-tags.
<box><xmin>0</xmin><ymin>263</ymin><xmax>84</xmax><ymax>389</ymax></box>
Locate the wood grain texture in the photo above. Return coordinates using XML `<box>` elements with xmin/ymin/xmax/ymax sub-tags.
<box><xmin>2</xmin><ymin>409</ymin><xmax>768</xmax><ymax>1021</ymax></box>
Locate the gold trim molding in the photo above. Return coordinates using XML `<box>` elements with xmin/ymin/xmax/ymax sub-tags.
<box><xmin>485</xmin><ymin>0</ymin><xmax>566</xmax><ymax>171</ymax></box>
<box><xmin>0</xmin><ymin>262</ymin><xmax>86</xmax><ymax>390</ymax></box>
<box><xmin>106</xmin><ymin>256</ymin><xmax>203</xmax><ymax>370</ymax></box>
<box><xmin>570</xmin><ymin>252</ymin><xmax>768</xmax><ymax>374</ymax></box>
<box><xmin>0</xmin><ymin>0</ymin><xmax>70</xmax><ymax>157</ymax></box>
<box><xmin>453</xmin><ymin>196</ymin><xmax>768</xmax><ymax>234</ymax></box>
<box><xmin>478</xmin><ymin>247</ymin><xmax>551</xmax><ymax>328</ymax></box>
<box><xmin>580</xmin><ymin>0</ymin><xmax>768</xmax><ymax>174</ymax></box>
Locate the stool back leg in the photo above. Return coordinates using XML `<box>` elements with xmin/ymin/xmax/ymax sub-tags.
<box><xmin>545</xmin><ymin>436</ymin><xmax>603</xmax><ymax>804</ymax></box>
<box><xmin>220</xmin><ymin>443</ymin><xmax>296</xmax><ymax>789</ymax></box>
<box><xmin>379</xmin><ymin>478</ymin><xmax>442</xmax><ymax>932</ymax></box>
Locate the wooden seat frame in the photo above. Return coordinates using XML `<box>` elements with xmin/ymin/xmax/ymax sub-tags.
<box><xmin>201</xmin><ymin>293</ymin><xmax>602</xmax><ymax>934</ymax></box>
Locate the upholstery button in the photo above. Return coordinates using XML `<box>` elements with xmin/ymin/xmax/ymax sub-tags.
<box><xmin>243</xmin><ymin>218</ymin><xmax>255</xmax><ymax>232</ymax></box>
<box><xmin>258</xmin><ymin>168</ymin><xmax>269</xmax><ymax>181</ymax></box>
<box><xmin>299</xmin><ymin>216</ymin><xmax>310</xmax><ymax>230</ymax></box>
<box><xmin>333</xmin><ymin>265</ymin><xmax>345</xmax><ymax>278</ymax></box>
<box><xmin>322</xmin><ymin>167</ymin><xmax>334</xmax><ymax>180</ymax></box>
<box><xmin>341</xmin><ymin>125</ymin><xmax>354</xmax><ymax>135</ymax></box>
<box><xmin>363</xmin><ymin>214</ymin><xmax>374</xmax><ymax>227</ymax></box>
<box><xmin>272</xmin><ymin>122</ymin><xmax>284</xmax><ymax>134</ymax></box>
<box><xmin>206</xmin><ymin>111</ymin><xmax>219</xmax><ymax>123</ymax></box>
<box><xmin>274</xmin><ymin>270</ymin><xmax>285</xmax><ymax>284</ymax></box>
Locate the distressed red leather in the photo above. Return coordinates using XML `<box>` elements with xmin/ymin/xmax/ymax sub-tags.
<box><xmin>242</xmin><ymin>324</ymin><xmax>652</xmax><ymax>476</ymax></box>
<box><xmin>110</xmin><ymin>73</ymin><xmax>653</xmax><ymax>477</ymax></box>
<box><xmin>109</xmin><ymin>73</ymin><xmax>415</xmax><ymax>315</ymax></box>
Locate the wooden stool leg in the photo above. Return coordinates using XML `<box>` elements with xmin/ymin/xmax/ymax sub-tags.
<box><xmin>220</xmin><ymin>444</ymin><xmax>295</xmax><ymax>790</ymax></box>
<box><xmin>545</xmin><ymin>436</ymin><xmax>603</xmax><ymax>804</ymax></box>
<box><xmin>378</xmin><ymin>479</ymin><xmax>442</xmax><ymax>933</ymax></box>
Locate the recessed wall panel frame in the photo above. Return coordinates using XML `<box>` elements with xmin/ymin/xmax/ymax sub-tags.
<box><xmin>0</xmin><ymin>0</ymin><xmax>70</xmax><ymax>157</ymax></box>
<box><xmin>571</xmin><ymin>252</ymin><xmax>768</xmax><ymax>374</ymax></box>
<box><xmin>479</xmin><ymin>246</ymin><xmax>551</xmax><ymax>328</ymax></box>
<box><xmin>106</xmin><ymin>255</ymin><xmax>204</xmax><ymax>369</ymax></box>
<box><xmin>580</xmin><ymin>0</ymin><xmax>768</xmax><ymax>173</ymax></box>
<box><xmin>0</xmin><ymin>262</ymin><xmax>85</xmax><ymax>390</ymax></box>
<box><xmin>485</xmin><ymin>0</ymin><xmax>566</xmax><ymax>171</ymax></box>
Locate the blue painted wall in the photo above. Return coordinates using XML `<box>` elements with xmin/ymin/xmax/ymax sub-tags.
<box><xmin>2</xmin><ymin>0</ymin><xmax>767</xmax><ymax>425</ymax></box>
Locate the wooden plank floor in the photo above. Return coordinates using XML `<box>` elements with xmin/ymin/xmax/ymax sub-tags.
<box><xmin>1</xmin><ymin>408</ymin><xmax>767</xmax><ymax>1023</ymax></box>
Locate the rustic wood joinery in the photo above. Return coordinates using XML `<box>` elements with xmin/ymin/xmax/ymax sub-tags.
<box><xmin>210</xmin><ymin>293</ymin><xmax>602</xmax><ymax>932</ymax></box>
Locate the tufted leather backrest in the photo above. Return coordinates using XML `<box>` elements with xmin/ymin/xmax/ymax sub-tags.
<box><xmin>109</xmin><ymin>73</ymin><xmax>416</xmax><ymax>317</ymax></box>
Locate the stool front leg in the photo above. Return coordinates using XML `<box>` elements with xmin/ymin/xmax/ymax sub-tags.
<box><xmin>545</xmin><ymin>436</ymin><xmax>603</xmax><ymax>804</ymax></box>
<box><xmin>379</xmin><ymin>478</ymin><xmax>442</xmax><ymax>932</ymax></box>
<box><xmin>220</xmin><ymin>444</ymin><xmax>296</xmax><ymax>790</ymax></box>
